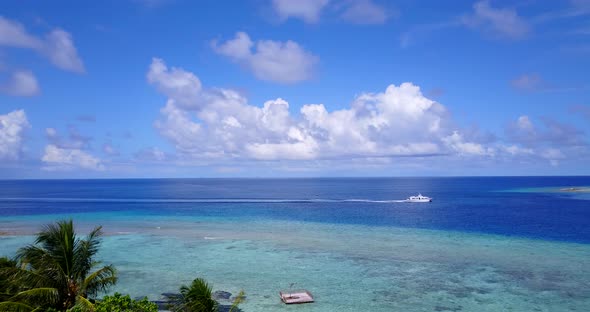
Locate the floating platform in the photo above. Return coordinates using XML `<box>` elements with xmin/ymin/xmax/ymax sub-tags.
<box><xmin>279</xmin><ymin>290</ymin><xmax>314</xmax><ymax>304</ymax></box>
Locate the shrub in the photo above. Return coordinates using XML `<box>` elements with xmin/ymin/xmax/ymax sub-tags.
<box><xmin>95</xmin><ymin>293</ymin><xmax>157</xmax><ymax>312</ymax></box>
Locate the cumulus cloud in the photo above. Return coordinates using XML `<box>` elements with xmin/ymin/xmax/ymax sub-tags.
<box><xmin>271</xmin><ymin>0</ymin><xmax>330</xmax><ymax>23</ymax></box>
<box><xmin>340</xmin><ymin>0</ymin><xmax>390</xmax><ymax>25</ymax></box>
<box><xmin>212</xmin><ymin>32</ymin><xmax>318</xmax><ymax>84</ymax></box>
<box><xmin>147</xmin><ymin>58</ymin><xmax>202</xmax><ymax>107</ymax></box>
<box><xmin>0</xmin><ymin>70</ymin><xmax>40</xmax><ymax>96</ymax></box>
<box><xmin>462</xmin><ymin>1</ymin><xmax>530</xmax><ymax>39</ymax></box>
<box><xmin>42</xmin><ymin>144</ymin><xmax>104</xmax><ymax>171</ymax></box>
<box><xmin>442</xmin><ymin>131</ymin><xmax>492</xmax><ymax>156</ymax></box>
<box><xmin>146</xmin><ymin>58</ymin><xmax>590</xmax><ymax>171</ymax></box>
<box><xmin>0</xmin><ymin>16</ymin><xmax>84</xmax><ymax>73</ymax></box>
<box><xmin>0</xmin><ymin>109</ymin><xmax>29</xmax><ymax>161</ymax></box>
<box><xmin>148</xmin><ymin>58</ymin><xmax>496</xmax><ymax>163</ymax></box>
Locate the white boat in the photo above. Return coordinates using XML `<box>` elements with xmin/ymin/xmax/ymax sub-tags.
<box><xmin>405</xmin><ymin>194</ymin><xmax>432</xmax><ymax>203</ymax></box>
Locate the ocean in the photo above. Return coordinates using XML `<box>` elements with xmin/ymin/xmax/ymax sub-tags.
<box><xmin>1</xmin><ymin>177</ymin><xmax>589</xmax><ymax>311</ymax></box>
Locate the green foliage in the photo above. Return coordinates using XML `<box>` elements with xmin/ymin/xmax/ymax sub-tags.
<box><xmin>166</xmin><ymin>278</ymin><xmax>215</xmax><ymax>312</ymax></box>
<box><xmin>0</xmin><ymin>256</ymin><xmax>19</xmax><ymax>300</ymax></box>
<box><xmin>0</xmin><ymin>220</ymin><xmax>117</xmax><ymax>311</ymax></box>
<box><xmin>95</xmin><ymin>293</ymin><xmax>157</xmax><ymax>312</ymax></box>
<box><xmin>166</xmin><ymin>278</ymin><xmax>245</xmax><ymax>312</ymax></box>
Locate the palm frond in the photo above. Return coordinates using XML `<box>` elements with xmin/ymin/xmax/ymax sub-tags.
<box><xmin>0</xmin><ymin>301</ymin><xmax>35</xmax><ymax>312</ymax></box>
<box><xmin>1</xmin><ymin>264</ymin><xmax>58</xmax><ymax>291</ymax></box>
<box><xmin>81</xmin><ymin>265</ymin><xmax>117</xmax><ymax>297</ymax></box>
<box><xmin>17</xmin><ymin>242</ymin><xmax>68</xmax><ymax>287</ymax></box>
<box><xmin>73</xmin><ymin>294</ymin><xmax>96</xmax><ymax>312</ymax></box>
<box><xmin>174</xmin><ymin>278</ymin><xmax>218</xmax><ymax>312</ymax></box>
<box><xmin>74</xmin><ymin>226</ymin><xmax>103</xmax><ymax>281</ymax></box>
<box><xmin>8</xmin><ymin>287</ymin><xmax>59</xmax><ymax>307</ymax></box>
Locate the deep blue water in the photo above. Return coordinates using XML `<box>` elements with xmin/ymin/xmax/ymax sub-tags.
<box><xmin>1</xmin><ymin>177</ymin><xmax>589</xmax><ymax>243</ymax></box>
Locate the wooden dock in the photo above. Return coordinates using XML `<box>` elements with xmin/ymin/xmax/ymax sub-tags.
<box><xmin>279</xmin><ymin>290</ymin><xmax>314</xmax><ymax>304</ymax></box>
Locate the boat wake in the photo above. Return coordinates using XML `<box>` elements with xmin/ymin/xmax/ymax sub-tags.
<box><xmin>0</xmin><ymin>197</ymin><xmax>408</xmax><ymax>204</ymax></box>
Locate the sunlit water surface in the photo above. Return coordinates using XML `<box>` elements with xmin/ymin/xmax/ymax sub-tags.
<box><xmin>1</xmin><ymin>177</ymin><xmax>589</xmax><ymax>311</ymax></box>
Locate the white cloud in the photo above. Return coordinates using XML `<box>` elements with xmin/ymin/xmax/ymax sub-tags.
<box><xmin>442</xmin><ymin>131</ymin><xmax>492</xmax><ymax>156</ymax></box>
<box><xmin>340</xmin><ymin>0</ymin><xmax>390</xmax><ymax>24</ymax></box>
<box><xmin>541</xmin><ymin>148</ymin><xmax>565</xmax><ymax>166</ymax></box>
<box><xmin>147</xmin><ymin>58</ymin><xmax>202</xmax><ymax>107</ymax></box>
<box><xmin>43</xmin><ymin>29</ymin><xmax>85</xmax><ymax>73</ymax></box>
<box><xmin>212</xmin><ymin>32</ymin><xmax>318</xmax><ymax>84</ymax></box>
<box><xmin>46</xmin><ymin>127</ymin><xmax>58</xmax><ymax>138</ymax></box>
<box><xmin>147</xmin><ymin>58</ymin><xmax>590</xmax><ymax>171</ymax></box>
<box><xmin>271</xmin><ymin>0</ymin><xmax>330</xmax><ymax>23</ymax></box>
<box><xmin>462</xmin><ymin>1</ymin><xmax>530</xmax><ymax>39</ymax></box>
<box><xmin>0</xmin><ymin>70</ymin><xmax>40</xmax><ymax>96</ymax></box>
<box><xmin>299</xmin><ymin>83</ymin><xmax>451</xmax><ymax>157</ymax></box>
<box><xmin>42</xmin><ymin>144</ymin><xmax>104</xmax><ymax>171</ymax></box>
<box><xmin>154</xmin><ymin>100</ymin><xmax>202</xmax><ymax>154</ymax></box>
<box><xmin>0</xmin><ymin>17</ymin><xmax>41</xmax><ymax>48</ymax></box>
<box><xmin>504</xmin><ymin>115</ymin><xmax>590</xmax><ymax>165</ymax></box>
<box><xmin>0</xmin><ymin>16</ymin><xmax>84</xmax><ymax>73</ymax></box>
<box><xmin>507</xmin><ymin>115</ymin><xmax>586</xmax><ymax>147</ymax></box>
<box><xmin>0</xmin><ymin>109</ymin><xmax>29</xmax><ymax>161</ymax></box>
<box><xmin>148</xmin><ymin>58</ymin><xmax>502</xmax><ymax>162</ymax></box>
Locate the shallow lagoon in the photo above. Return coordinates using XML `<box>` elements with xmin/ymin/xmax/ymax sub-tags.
<box><xmin>1</xmin><ymin>177</ymin><xmax>590</xmax><ymax>311</ymax></box>
<box><xmin>2</xmin><ymin>217</ymin><xmax>590</xmax><ymax>311</ymax></box>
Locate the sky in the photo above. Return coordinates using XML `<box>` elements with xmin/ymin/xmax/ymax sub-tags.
<box><xmin>0</xmin><ymin>0</ymin><xmax>589</xmax><ymax>178</ymax></box>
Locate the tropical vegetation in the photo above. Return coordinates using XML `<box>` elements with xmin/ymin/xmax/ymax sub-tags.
<box><xmin>94</xmin><ymin>293</ymin><xmax>157</xmax><ymax>312</ymax></box>
<box><xmin>0</xmin><ymin>220</ymin><xmax>245</xmax><ymax>312</ymax></box>
<box><xmin>0</xmin><ymin>220</ymin><xmax>116</xmax><ymax>311</ymax></box>
<box><xmin>166</xmin><ymin>278</ymin><xmax>245</xmax><ymax>312</ymax></box>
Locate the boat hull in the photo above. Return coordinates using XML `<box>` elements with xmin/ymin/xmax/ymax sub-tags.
<box><xmin>405</xmin><ymin>199</ymin><xmax>432</xmax><ymax>203</ymax></box>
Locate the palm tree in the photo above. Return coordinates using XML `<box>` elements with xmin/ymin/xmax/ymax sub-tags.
<box><xmin>0</xmin><ymin>257</ymin><xmax>19</xmax><ymax>301</ymax></box>
<box><xmin>166</xmin><ymin>278</ymin><xmax>244</xmax><ymax>312</ymax></box>
<box><xmin>167</xmin><ymin>278</ymin><xmax>218</xmax><ymax>312</ymax></box>
<box><xmin>0</xmin><ymin>220</ymin><xmax>117</xmax><ymax>311</ymax></box>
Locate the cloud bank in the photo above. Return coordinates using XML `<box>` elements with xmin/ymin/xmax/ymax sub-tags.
<box><xmin>148</xmin><ymin>58</ymin><xmax>494</xmax><ymax>164</ymax></box>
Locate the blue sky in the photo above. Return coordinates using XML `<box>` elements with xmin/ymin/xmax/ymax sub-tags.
<box><xmin>0</xmin><ymin>0</ymin><xmax>589</xmax><ymax>178</ymax></box>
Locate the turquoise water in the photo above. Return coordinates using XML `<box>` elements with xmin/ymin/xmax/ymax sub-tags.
<box><xmin>2</xmin><ymin>217</ymin><xmax>590</xmax><ymax>311</ymax></box>
<box><xmin>1</xmin><ymin>178</ymin><xmax>590</xmax><ymax>311</ymax></box>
